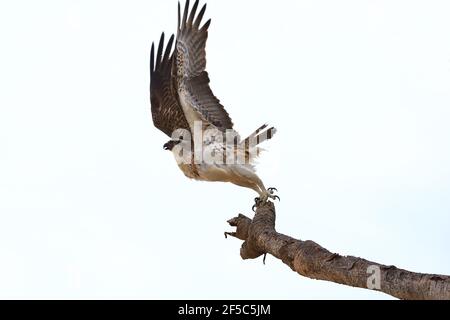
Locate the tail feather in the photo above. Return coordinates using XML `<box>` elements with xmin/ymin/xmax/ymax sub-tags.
<box><xmin>242</xmin><ymin>125</ymin><xmax>277</xmax><ymax>146</ymax></box>
<box><xmin>246</xmin><ymin>123</ymin><xmax>268</xmax><ymax>140</ymax></box>
<box><xmin>255</xmin><ymin>126</ymin><xmax>277</xmax><ymax>145</ymax></box>
<box><xmin>239</xmin><ymin>124</ymin><xmax>277</xmax><ymax>163</ymax></box>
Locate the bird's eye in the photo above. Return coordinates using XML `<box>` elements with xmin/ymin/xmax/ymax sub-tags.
<box><xmin>179</xmin><ymin>136</ymin><xmax>183</xmax><ymax>140</ymax></box>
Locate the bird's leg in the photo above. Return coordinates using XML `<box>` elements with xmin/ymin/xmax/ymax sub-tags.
<box><xmin>253</xmin><ymin>189</ymin><xmax>280</xmax><ymax>211</ymax></box>
<box><xmin>228</xmin><ymin>166</ymin><xmax>278</xmax><ymax>210</ymax></box>
<box><xmin>253</xmin><ymin>192</ymin><xmax>278</xmax><ymax>212</ymax></box>
<box><xmin>260</xmin><ymin>190</ymin><xmax>280</xmax><ymax>202</ymax></box>
<box><xmin>251</xmin><ymin>182</ymin><xmax>280</xmax><ymax>211</ymax></box>
<box><xmin>258</xmin><ymin>187</ymin><xmax>280</xmax><ymax>203</ymax></box>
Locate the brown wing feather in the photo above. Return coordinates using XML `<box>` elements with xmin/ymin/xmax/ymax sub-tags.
<box><xmin>174</xmin><ymin>0</ymin><xmax>234</xmax><ymax>131</ymax></box>
<box><xmin>150</xmin><ymin>33</ymin><xmax>190</xmax><ymax>137</ymax></box>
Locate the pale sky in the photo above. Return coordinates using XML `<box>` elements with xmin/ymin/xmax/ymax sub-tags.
<box><xmin>0</xmin><ymin>0</ymin><xmax>449</xmax><ymax>299</ymax></box>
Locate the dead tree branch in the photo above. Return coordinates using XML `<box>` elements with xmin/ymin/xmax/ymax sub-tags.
<box><xmin>225</xmin><ymin>202</ymin><xmax>450</xmax><ymax>300</ymax></box>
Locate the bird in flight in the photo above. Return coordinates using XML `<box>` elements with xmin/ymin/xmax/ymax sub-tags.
<box><xmin>150</xmin><ymin>0</ymin><xmax>278</xmax><ymax>206</ymax></box>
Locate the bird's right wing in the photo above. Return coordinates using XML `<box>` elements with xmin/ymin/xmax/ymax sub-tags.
<box><xmin>150</xmin><ymin>33</ymin><xmax>190</xmax><ymax>138</ymax></box>
<box><xmin>173</xmin><ymin>0</ymin><xmax>234</xmax><ymax>132</ymax></box>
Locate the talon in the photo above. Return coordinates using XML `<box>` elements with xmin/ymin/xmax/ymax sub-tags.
<box><xmin>253</xmin><ymin>197</ymin><xmax>262</xmax><ymax>211</ymax></box>
<box><xmin>268</xmin><ymin>187</ymin><xmax>278</xmax><ymax>194</ymax></box>
<box><xmin>273</xmin><ymin>195</ymin><xmax>280</xmax><ymax>202</ymax></box>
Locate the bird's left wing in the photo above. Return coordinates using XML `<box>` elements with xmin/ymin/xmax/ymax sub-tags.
<box><xmin>150</xmin><ymin>33</ymin><xmax>190</xmax><ymax>137</ymax></box>
<box><xmin>173</xmin><ymin>0</ymin><xmax>234</xmax><ymax>132</ymax></box>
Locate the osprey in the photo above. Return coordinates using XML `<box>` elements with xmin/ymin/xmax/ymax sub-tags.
<box><xmin>150</xmin><ymin>0</ymin><xmax>278</xmax><ymax>205</ymax></box>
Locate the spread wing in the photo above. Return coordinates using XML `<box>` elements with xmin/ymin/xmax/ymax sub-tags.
<box><xmin>174</xmin><ymin>0</ymin><xmax>234</xmax><ymax>131</ymax></box>
<box><xmin>150</xmin><ymin>33</ymin><xmax>190</xmax><ymax>137</ymax></box>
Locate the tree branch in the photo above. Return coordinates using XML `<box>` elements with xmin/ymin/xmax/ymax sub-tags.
<box><xmin>225</xmin><ymin>202</ymin><xmax>450</xmax><ymax>300</ymax></box>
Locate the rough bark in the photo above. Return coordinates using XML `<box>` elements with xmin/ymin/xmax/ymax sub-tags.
<box><xmin>225</xmin><ymin>201</ymin><xmax>450</xmax><ymax>300</ymax></box>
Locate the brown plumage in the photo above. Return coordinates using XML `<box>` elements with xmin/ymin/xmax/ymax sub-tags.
<box><xmin>150</xmin><ymin>0</ymin><xmax>233</xmax><ymax>137</ymax></box>
<box><xmin>150</xmin><ymin>33</ymin><xmax>189</xmax><ymax>137</ymax></box>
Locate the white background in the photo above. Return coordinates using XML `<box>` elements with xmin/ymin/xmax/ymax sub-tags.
<box><xmin>0</xmin><ymin>0</ymin><xmax>449</xmax><ymax>299</ymax></box>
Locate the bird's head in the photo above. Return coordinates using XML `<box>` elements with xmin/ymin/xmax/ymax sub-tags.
<box><xmin>163</xmin><ymin>139</ymin><xmax>182</xmax><ymax>151</ymax></box>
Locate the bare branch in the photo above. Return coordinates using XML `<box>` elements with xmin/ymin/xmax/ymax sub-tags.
<box><xmin>226</xmin><ymin>202</ymin><xmax>450</xmax><ymax>300</ymax></box>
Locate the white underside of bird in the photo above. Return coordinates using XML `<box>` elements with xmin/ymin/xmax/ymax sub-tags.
<box><xmin>171</xmin><ymin>103</ymin><xmax>278</xmax><ymax>202</ymax></box>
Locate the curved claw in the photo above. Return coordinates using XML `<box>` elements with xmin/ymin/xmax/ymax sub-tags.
<box><xmin>268</xmin><ymin>187</ymin><xmax>278</xmax><ymax>193</ymax></box>
<box><xmin>253</xmin><ymin>197</ymin><xmax>262</xmax><ymax>212</ymax></box>
<box><xmin>272</xmin><ymin>195</ymin><xmax>281</xmax><ymax>202</ymax></box>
